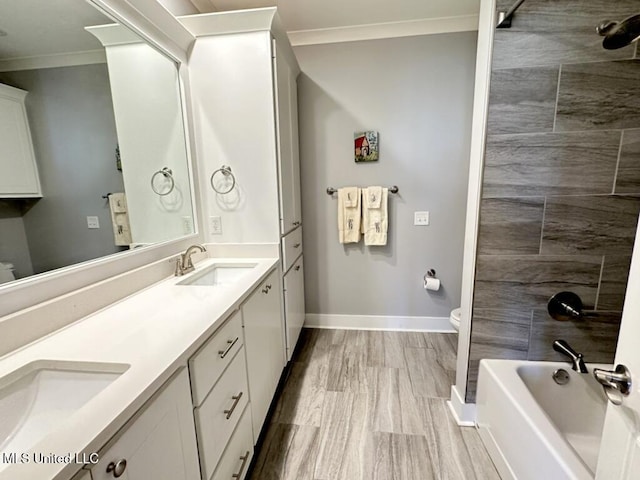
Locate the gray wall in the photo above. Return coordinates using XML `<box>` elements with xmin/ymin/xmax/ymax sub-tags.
<box><xmin>0</xmin><ymin>64</ymin><xmax>125</xmax><ymax>275</ymax></box>
<box><xmin>295</xmin><ymin>32</ymin><xmax>477</xmax><ymax>318</ymax></box>
<box><xmin>466</xmin><ymin>0</ymin><xmax>640</xmax><ymax>401</ymax></box>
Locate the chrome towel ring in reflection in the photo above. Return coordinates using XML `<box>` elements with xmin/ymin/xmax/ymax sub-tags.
<box><xmin>151</xmin><ymin>167</ymin><xmax>175</xmax><ymax>196</ymax></box>
<box><xmin>210</xmin><ymin>165</ymin><xmax>236</xmax><ymax>194</ymax></box>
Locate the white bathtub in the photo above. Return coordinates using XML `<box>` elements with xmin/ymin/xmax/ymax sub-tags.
<box><xmin>476</xmin><ymin>359</ymin><xmax>609</xmax><ymax>480</ymax></box>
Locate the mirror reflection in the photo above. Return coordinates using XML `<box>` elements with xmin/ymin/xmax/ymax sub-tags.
<box><xmin>0</xmin><ymin>0</ymin><xmax>194</xmax><ymax>285</ymax></box>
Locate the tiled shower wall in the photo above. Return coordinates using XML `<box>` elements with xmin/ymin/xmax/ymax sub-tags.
<box><xmin>466</xmin><ymin>0</ymin><xmax>640</xmax><ymax>402</ymax></box>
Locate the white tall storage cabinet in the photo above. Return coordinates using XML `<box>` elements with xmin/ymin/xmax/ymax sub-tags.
<box><xmin>184</xmin><ymin>8</ymin><xmax>306</xmax><ymax>363</ymax></box>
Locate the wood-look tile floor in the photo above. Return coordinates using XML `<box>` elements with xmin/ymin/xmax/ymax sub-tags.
<box><xmin>249</xmin><ymin>328</ymin><xmax>500</xmax><ymax>480</ymax></box>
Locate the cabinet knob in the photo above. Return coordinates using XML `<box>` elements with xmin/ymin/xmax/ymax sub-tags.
<box><xmin>293</xmin><ymin>243</ymin><xmax>301</xmax><ymax>248</ymax></box>
<box><xmin>106</xmin><ymin>459</ymin><xmax>127</xmax><ymax>478</ymax></box>
<box><xmin>262</xmin><ymin>284</ymin><xmax>272</xmax><ymax>294</ymax></box>
<box><xmin>295</xmin><ymin>265</ymin><xmax>301</xmax><ymax>271</ymax></box>
<box><xmin>292</xmin><ymin>221</ymin><xmax>301</xmax><ymax>226</ymax></box>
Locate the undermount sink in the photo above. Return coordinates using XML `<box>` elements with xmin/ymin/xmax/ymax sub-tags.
<box><xmin>0</xmin><ymin>360</ymin><xmax>128</xmax><ymax>467</ymax></box>
<box><xmin>177</xmin><ymin>263</ymin><xmax>257</xmax><ymax>287</ymax></box>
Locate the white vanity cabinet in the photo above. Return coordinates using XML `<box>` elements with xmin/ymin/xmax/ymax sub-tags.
<box><xmin>90</xmin><ymin>368</ymin><xmax>200</xmax><ymax>480</ymax></box>
<box><xmin>70</xmin><ymin>470</ymin><xmax>91</xmax><ymax>480</ymax></box>
<box><xmin>0</xmin><ymin>83</ymin><xmax>41</xmax><ymax>198</ymax></box>
<box><xmin>242</xmin><ymin>269</ymin><xmax>285</xmax><ymax>443</ymax></box>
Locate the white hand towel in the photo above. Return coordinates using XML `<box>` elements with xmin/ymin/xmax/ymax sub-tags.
<box><xmin>338</xmin><ymin>187</ymin><xmax>361</xmax><ymax>244</ymax></box>
<box><xmin>362</xmin><ymin>186</ymin><xmax>388</xmax><ymax>246</ymax></box>
<box><xmin>343</xmin><ymin>187</ymin><xmax>359</xmax><ymax>207</ymax></box>
<box><xmin>365</xmin><ymin>186</ymin><xmax>382</xmax><ymax>208</ymax></box>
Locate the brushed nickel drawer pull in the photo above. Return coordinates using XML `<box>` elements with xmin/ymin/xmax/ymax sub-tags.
<box><xmin>293</xmin><ymin>243</ymin><xmax>301</xmax><ymax>248</ymax></box>
<box><xmin>232</xmin><ymin>451</ymin><xmax>251</xmax><ymax>479</ymax></box>
<box><xmin>224</xmin><ymin>392</ymin><xmax>243</xmax><ymax>419</ymax></box>
<box><xmin>218</xmin><ymin>337</ymin><xmax>239</xmax><ymax>359</ymax></box>
<box><xmin>106</xmin><ymin>459</ymin><xmax>127</xmax><ymax>477</ymax></box>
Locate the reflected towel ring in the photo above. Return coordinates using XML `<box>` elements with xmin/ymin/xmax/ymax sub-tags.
<box><xmin>151</xmin><ymin>167</ymin><xmax>175</xmax><ymax>196</ymax></box>
<box><xmin>210</xmin><ymin>165</ymin><xmax>236</xmax><ymax>194</ymax></box>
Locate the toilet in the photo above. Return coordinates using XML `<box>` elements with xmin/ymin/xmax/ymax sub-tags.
<box><xmin>0</xmin><ymin>262</ymin><xmax>16</xmax><ymax>284</ymax></box>
<box><xmin>449</xmin><ymin>307</ymin><xmax>461</xmax><ymax>332</ymax></box>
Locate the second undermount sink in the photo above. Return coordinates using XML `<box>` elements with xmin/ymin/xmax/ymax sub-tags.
<box><xmin>177</xmin><ymin>263</ymin><xmax>257</xmax><ymax>287</ymax></box>
<box><xmin>0</xmin><ymin>360</ymin><xmax>128</xmax><ymax>469</ymax></box>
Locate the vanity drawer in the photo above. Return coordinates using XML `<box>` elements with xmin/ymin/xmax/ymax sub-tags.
<box><xmin>195</xmin><ymin>348</ymin><xmax>249</xmax><ymax>480</ymax></box>
<box><xmin>211</xmin><ymin>404</ymin><xmax>253</xmax><ymax>480</ymax></box>
<box><xmin>281</xmin><ymin>226</ymin><xmax>302</xmax><ymax>273</ymax></box>
<box><xmin>189</xmin><ymin>310</ymin><xmax>243</xmax><ymax>407</ymax></box>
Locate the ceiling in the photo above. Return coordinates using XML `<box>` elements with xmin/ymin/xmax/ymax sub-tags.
<box><xmin>0</xmin><ymin>0</ymin><xmax>481</xmax><ymax>61</ymax></box>
<box><xmin>196</xmin><ymin>0</ymin><xmax>481</xmax><ymax>32</ymax></box>
<box><xmin>0</xmin><ymin>0</ymin><xmax>112</xmax><ymax>60</ymax></box>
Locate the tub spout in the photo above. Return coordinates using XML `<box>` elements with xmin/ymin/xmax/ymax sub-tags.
<box><xmin>553</xmin><ymin>339</ymin><xmax>588</xmax><ymax>374</ymax></box>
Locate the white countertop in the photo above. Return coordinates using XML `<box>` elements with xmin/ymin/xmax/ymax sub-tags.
<box><xmin>0</xmin><ymin>256</ymin><xmax>279</xmax><ymax>480</ymax></box>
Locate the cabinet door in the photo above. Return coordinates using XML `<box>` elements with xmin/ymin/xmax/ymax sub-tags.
<box><xmin>242</xmin><ymin>269</ymin><xmax>285</xmax><ymax>442</ymax></box>
<box><xmin>284</xmin><ymin>255</ymin><xmax>305</xmax><ymax>361</ymax></box>
<box><xmin>0</xmin><ymin>84</ymin><xmax>41</xmax><ymax>197</ymax></box>
<box><xmin>273</xmin><ymin>41</ymin><xmax>302</xmax><ymax>235</ymax></box>
<box><xmin>91</xmin><ymin>369</ymin><xmax>200</xmax><ymax>480</ymax></box>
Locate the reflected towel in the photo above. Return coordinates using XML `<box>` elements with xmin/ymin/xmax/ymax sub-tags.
<box><xmin>108</xmin><ymin>193</ymin><xmax>132</xmax><ymax>246</ymax></box>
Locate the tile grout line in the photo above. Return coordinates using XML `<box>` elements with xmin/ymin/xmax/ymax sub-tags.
<box><xmin>488</xmin><ymin>127</ymin><xmax>624</xmax><ymax>138</ymax></box>
<box><xmin>552</xmin><ymin>64</ymin><xmax>562</xmax><ymax>133</ymax></box>
<box><xmin>612</xmin><ymin>130</ymin><xmax>624</xmax><ymax>194</ymax></box>
<box><xmin>538</xmin><ymin>196</ymin><xmax>547</xmax><ymax>255</ymax></box>
<box><xmin>594</xmin><ymin>256</ymin><xmax>605</xmax><ymax>310</ymax></box>
<box><xmin>491</xmin><ymin>54</ymin><xmax>637</xmax><ymax>71</ymax></box>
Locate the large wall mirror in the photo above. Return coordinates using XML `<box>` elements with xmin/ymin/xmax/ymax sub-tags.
<box><xmin>0</xmin><ymin>0</ymin><xmax>195</xmax><ymax>286</ymax></box>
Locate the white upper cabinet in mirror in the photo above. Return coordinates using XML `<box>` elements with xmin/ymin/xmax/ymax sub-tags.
<box><xmin>0</xmin><ymin>0</ymin><xmax>195</xmax><ymax>286</ymax></box>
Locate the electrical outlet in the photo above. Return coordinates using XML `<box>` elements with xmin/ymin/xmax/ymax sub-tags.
<box><xmin>87</xmin><ymin>216</ymin><xmax>100</xmax><ymax>229</ymax></box>
<box><xmin>414</xmin><ymin>211</ymin><xmax>430</xmax><ymax>226</ymax></box>
<box><xmin>181</xmin><ymin>216</ymin><xmax>193</xmax><ymax>234</ymax></box>
<box><xmin>210</xmin><ymin>216</ymin><xmax>222</xmax><ymax>235</ymax></box>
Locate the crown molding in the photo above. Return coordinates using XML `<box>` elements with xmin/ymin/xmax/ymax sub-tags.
<box><xmin>0</xmin><ymin>50</ymin><xmax>107</xmax><ymax>72</ymax></box>
<box><xmin>288</xmin><ymin>14</ymin><xmax>479</xmax><ymax>47</ymax></box>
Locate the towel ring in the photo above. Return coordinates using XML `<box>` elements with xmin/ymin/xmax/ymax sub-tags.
<box><xmin>151</xmin><ymin>167</ymin><xmax>175</xmax><ymax>196</ymax></box>
<box><xmin>210</xmin><ymin>165</ymin><xmax>236</xmax><ymax>195</ymax></box>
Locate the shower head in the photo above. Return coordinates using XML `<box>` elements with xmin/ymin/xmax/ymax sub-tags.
<box><xmin>597</xmin><ymin>13</ymin><xmax>640</xmax><ymax>49</ymax></box>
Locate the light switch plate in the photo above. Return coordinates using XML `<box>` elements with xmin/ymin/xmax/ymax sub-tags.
<box><xmin>87</xmin><ymin>216</ymin><xmax>100</xmax><ymax>229</ymax></box>
<box><xmin>210</xmin><ymin>216</ymin><xmax>222</xmax><ymax>235</ymax></box>
<box><xmin>414</xmin><ymin>211</ymin><xmax>430</xmax><ymax>226</ymax></box>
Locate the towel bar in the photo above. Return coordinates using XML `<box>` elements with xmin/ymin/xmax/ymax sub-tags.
<box><xmin>326</xmin><ymin>185</ymin><xmax>399</xmax><ymax>195</ymax></box>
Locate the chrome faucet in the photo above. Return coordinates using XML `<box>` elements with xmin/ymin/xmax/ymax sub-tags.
<box><xmin>175</xmin><ymin>244</ymin><xmax>207</xmax><ymax>276</ymax></box>
<box><xmin>553</xmin><ymin>339</ymin><xmax>588</xmax><ymax>374</ymax></box>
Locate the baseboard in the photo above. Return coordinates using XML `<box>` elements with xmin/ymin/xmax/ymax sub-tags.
<box><xmin>304</xmin><ymin>314</ymin><xmax>454</xmax><ymax>332</ymax></box>
<box><xmin>448</xmin><ymin>385</ymin><xmax>476</xmax><ymax>426</ymax></box>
